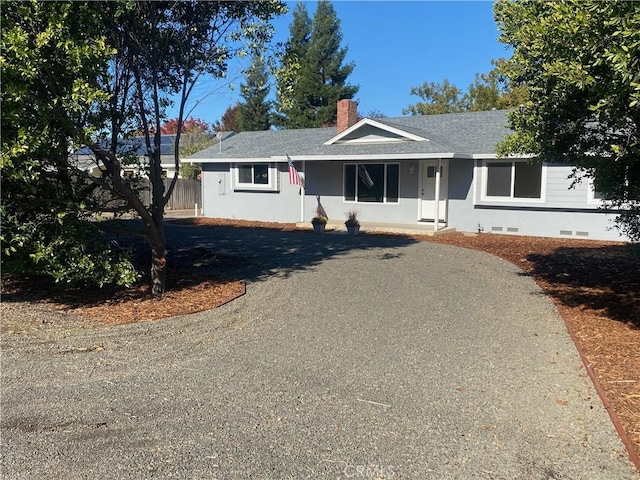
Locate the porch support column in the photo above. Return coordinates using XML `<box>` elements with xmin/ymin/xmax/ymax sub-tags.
<box><xmin>434</xmin><ymin>158</ymin><xmax>441</xmax><ymax>232</ymax></box>
<box><xmin>300</xmin><ymin>160</ymin><xmax>306</xmax><ymax>223</ymax></box>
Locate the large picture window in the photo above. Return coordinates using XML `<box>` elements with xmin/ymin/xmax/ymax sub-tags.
<box><xmin>484</xmin><ymin>161</ymin><xmax>543</xmax><ymax>200</ymax></box>
<box><xmin>233</xmin><ymin>163</ymin><xmax>279</xmax><ymax>191</ymax></box>
<box><xmin>344</xmin><ymin>163</ymin><xmax>400</xmax><ymax>203</ymax></box>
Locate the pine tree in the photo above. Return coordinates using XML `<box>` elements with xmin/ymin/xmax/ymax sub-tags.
<box><xmin>306</xmin><ymin>0</ymin><xmax>358</xmax><ymax>126</ymax></box>
<box><xmin>238</xmin><ymin>53</ymin><xmax>271</xmax><ymax>131</ymax></box>
<box><xmin>274</xmin><ymin>0</ymin><xmax>358</xmax><ymax>129</ymax></box>
<box><xmin>273</xmin><ymin>2</ymin><xmax>312</xmax><ymax>128</ymax></box>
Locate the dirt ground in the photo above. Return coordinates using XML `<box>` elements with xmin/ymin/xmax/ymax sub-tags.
<box><xmin>2</xmin><ymin>217</ymin><xmax>638</xmax><ymax>465</ymax></box>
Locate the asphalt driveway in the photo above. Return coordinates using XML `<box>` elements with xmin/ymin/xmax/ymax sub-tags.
<box><xmin>1</xmin><ymin>224</ymin><xmax>637</xmax><ymax>479</ymax></box>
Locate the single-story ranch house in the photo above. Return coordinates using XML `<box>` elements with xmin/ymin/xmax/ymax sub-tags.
<box><xmin>188</xmin><ymin>100</ymin><xmax>626</xmax><ymax>241</ymax></box>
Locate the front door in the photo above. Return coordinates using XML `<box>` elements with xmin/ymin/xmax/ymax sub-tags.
<box><xmin>420</xmin><ymin>160</ymin><xmax>448</xmax><ymax>223</ymax></box>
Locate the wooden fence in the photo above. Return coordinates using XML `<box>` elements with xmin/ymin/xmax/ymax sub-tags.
<box><xmin>140</xmin><ymin>178</ymin><xmax>202</xmax><ymax>211</ymax></box>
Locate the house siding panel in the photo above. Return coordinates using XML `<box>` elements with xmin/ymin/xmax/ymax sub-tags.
<box><xmin>544</xmin><ymin>165</ymin><xmax>591</xmax><ymax>206</ymax></box>
<box><xmin>465</xmin><ymin>163</ymin><xmax>624</xmax><ymax>240</ymax></box>
<box><xmin>339</xmin><ymin>124</ymin><xmax>403</xmax><ymax>142</ymax></box>
<box><xmin>201</xmin><ymin>163</ymin><xmax>302</xmax><ymax>223</ymax></box>
<box><xmin>472</xmin><ymin>207</ymin><xmax>622</xmax><ymax>240</ymax></box>
<box><xmin>447</xmin><ymin>160</ymin><xmax>476</xmax><ymax>230</ymax></box>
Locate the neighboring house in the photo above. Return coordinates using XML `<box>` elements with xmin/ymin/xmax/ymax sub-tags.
<box><xmin>72</xmin><ymin>134</ymin><xmax>208</xmax><ymax>179</ymax></box>
<box><xmin>188</xmin><ymin>100</ymin><xmax>626</xmax><ymax>241</ymax></box>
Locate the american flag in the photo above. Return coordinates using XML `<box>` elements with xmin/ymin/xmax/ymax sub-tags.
<box><xmin>287</xmin><ymin>156</ymin><xmax>304</xmax><ymax>186</ymax></box>
<box><xmin>358</xmin><ymin>164</ymin><xmax>374</xmax><ymax>188</ymax></box>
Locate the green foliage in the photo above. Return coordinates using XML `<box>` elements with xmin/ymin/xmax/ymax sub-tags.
<box><xmin>273</xmin><ymin>2</ymin><xmax>311</xmax><ymax>127</ymax></box>
<box><xmin>238</xmin><ymin>53</ymin><xmax>272</xmax><ymax>131</ymax></box>
<box><xmin>494</xmin><ymin>0</ymin><xmax>640</xmax><ymax>241</ymax></box>
<box><xmin>1</xmin><ymin>0</ymin><xmax>287</xmax><ymax>291</ymax></box>
<box><xmin>403</xmin><ymin>80</ymin><xmax>465</xmax><ymax>115</ymax></box>
<box><xmin>1</xmin><ymin>1</ymin><xmax>111</xmax><ymax>170</ymax></box>
<box><xmin>180</xmin><ymin>162</ymin><xmax>202</xmax><ymax>180</ymax></box>
<box><xmin>466</xmin><ymin>60</ymin><xmax>529</xmax><ymax>111</ymax></box>
<box><xmin>1</xmin><ymin>203</ymin><xmax>138</xmax><ymax>288</ymax></box>
<box><xmin>0</xmin><ymin>1</ymin><xmax>136</xmax><ymax>287</ymax></box>
<box><xmin>274</xmin><ymin>0</ymin><xmax>358</xmax><ymax>129</ymax></box>
<box><xmin>403</xmin><ymin>61</ymin><xmax>528</xmax><ymax>116</ymax></box>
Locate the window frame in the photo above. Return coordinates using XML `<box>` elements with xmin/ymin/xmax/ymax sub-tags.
<box><xmin>343</xmin><ymin>162</ymin><xmax>401</xmax><ymax>204</ymax></box>
<box><xmin>232</xmin><ymin>162</ymin><xmax>279</xmax><ymax>192</ymax></box>
<box><xmin>587</xmin><ymin>177</ymin><xmax>604</xmax><ymax>205</ymax></box>
<box><xmin>481</xmin><ymin>160</ymin><xmax>546</xmax><ymax>203</ymax></box>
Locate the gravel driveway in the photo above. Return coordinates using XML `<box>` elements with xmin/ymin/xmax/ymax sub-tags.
<box><xmin>1</xmin><ymin>225</ymin><xmax>637</xmax><ymax>479</ymax></box>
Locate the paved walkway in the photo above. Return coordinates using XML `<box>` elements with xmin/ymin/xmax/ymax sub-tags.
<box><xmin>1</xmin><ymin>225</ymin><xmax>637</xmax><ymax>479</ymax></box>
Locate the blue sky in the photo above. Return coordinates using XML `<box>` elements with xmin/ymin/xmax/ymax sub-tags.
<box><xmin>179</xmin><ymin>1</ymin><xmax>510</xmax><ymax>126</ymax></box>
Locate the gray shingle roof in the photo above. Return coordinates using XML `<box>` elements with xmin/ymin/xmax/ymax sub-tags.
<box><xmin>188</xmin><ymin>110</ymin><xmax>511</xmax><ymax>161</ymax></box>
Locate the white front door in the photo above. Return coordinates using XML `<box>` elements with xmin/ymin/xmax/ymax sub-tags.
<box><xmin>420</xmin><ymin>160</ymin><xmax>448</xmax><ymax>222</ymax></box>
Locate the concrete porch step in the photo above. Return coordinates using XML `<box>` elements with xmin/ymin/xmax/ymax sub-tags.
<box><xmin>296</xmin><ymin>221</ymin><xmax>456</xmax><ymax>236</ymax></box>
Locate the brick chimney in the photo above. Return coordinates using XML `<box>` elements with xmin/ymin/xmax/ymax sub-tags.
<box><xmin>336</xmin><ymin>99</ymin><xmax>358</xmax><ymax>133</ymax></box>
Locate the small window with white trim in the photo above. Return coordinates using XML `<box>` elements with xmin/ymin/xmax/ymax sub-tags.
<box><xmin>483</xmin><ymin>161</ymin><xmax>544</xmax><ymax>201</ymax></box>
<box><xmin>232</xmin><ymin>163</ymin><xmax>279</xmax><ymax>191</ymax></box>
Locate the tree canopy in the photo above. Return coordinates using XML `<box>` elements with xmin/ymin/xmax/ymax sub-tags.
<box><xmin>1</xmin><ymin>1</ymin><xmax>138</xmax><ymax>287</ymax></box>
<box><xmin>159</xmin><ymin>117</ymin><xmax>213</xmax><ymax>178</ymax></box>
<box><xmin>403</xmin><ymin>61</ymin><xmax>528</xmax><ymax>116</ymax></box>
<box><xmin>273</xmin><ymin>0</ymin><xmax>358</xmax><ymax>129</ymax></box>
<box><xmin>1</xmin><ymin>0</ymin><xmax>286</xmax><ymax>292</ymax></box>
<box><xmin>160</xmin><ymin>118</ymin><xmax>211</xmax><ymax>135</ymax></box>
<box><xmin>214</xmin><ymin>103</ymin><xmax>243</xmax><ymax>133</ymax></box>
<box><xmin>403</xmin><ymin>80</ymin><xmax>465</xmax><ymax>116</ymax></box>
<box><xmin>238</xmin><ymin>53</ymin><xmax>272</xmax><ymax>131</ymax></box>
<box><xmin>494</xmin><ymin>0</ymin><xmax>640</xmax><ymax>241</ymax></box>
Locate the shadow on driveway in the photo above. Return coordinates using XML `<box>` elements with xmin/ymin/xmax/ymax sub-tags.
<box><xmin>164</xmin><ymin>222</ymin><xmax>420</xmax><ymax>284</ymax></box>
<box><xmin>1</xmin><ymin>221</ymin><xmax>420</xmax><ymax>309</ymax></box>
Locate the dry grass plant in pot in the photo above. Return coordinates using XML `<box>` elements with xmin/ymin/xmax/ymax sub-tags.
<box><xmin>311</xmin><ymin>205</ymin><xmax>328</xmax><ymax>234</ymax></box>
<box><xmin>345</xmin><ymin>210</ymin><xmax>360</xmax><ymax>235</ymax></box>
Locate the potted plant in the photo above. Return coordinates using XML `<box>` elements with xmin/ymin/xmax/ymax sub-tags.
<box><xmin>311</xmin><ymin>205</ymin><xmax>328</xmax><ymax>234</ymax></box>
<box><xmin>344</xmin><ymin>210</ymin><xmax>360</xmax><ymax>235</ymax></box>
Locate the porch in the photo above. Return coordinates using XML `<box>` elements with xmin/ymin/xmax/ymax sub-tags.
<box><xmin>295</xmin><ymin>220</ymin><xmax>456</xmax><ymax>236</ymax></box>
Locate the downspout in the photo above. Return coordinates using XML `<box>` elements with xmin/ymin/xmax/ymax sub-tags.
<box><xmin>434</xmin><ymin>158</ymin><xmax>441</xmax><ymax>232</ymax></box>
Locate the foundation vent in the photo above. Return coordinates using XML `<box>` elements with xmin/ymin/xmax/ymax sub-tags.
<box><xmin>576</xmin><ymin>231</ymin><xmax>589</xmax><ymax>237</ymax></box>
<box><xmin>560</xmin><ymin>230</ymin><xmax>573</xmax><ymax>236</ymax></box>
<box><xmin>491</xmin><ymin>226</ymin><xmax>503</xmax><ymax>232</ymax></box>
<box><xmin>506</xmin><ymin>227</ymin><xmax>519</xmax><ymax>233</ymax></box>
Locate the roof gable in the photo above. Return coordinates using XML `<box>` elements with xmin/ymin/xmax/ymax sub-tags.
<box><xmin>323</xmin><ymin>118</ymin><xmax>429</xmax><ymax>145</ymax></box>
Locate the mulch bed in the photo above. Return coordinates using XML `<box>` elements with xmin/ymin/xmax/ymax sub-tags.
<box><xmin>2</xmin><ymin>217</ymin><xmax>639</xmax><ymax>466</ymax></box>
<box><xmin>1</xmin><ymin>270</ymin><xmax>245</xmax><ymax>325</ymax></box>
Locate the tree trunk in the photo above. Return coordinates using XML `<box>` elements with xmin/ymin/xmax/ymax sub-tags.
<box><xmin>148</xmin><ymin>139</ymin><xmax>168</xmax><ymax>297</ymax></box>
<box><xmin>151</xmin><ymin>243</ymin><xmax>167</xmax><ymax>297</ymax></box>
<box><xmin>149</xmin><ymin>191</ymin><xmax>167</xmax><ymax>297</ymax></box>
